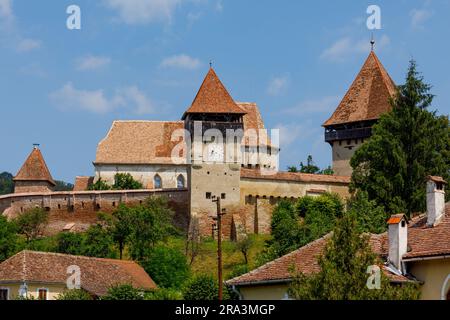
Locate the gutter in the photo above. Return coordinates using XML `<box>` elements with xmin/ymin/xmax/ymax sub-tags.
<box><xmin>227</xmin><ymin>278</ymin><xmax>292</xmax><ymax>287</ymax></box>
<box><xmin>402</xmin><ymin>254</ymin><xmax>450</xmax><ymax>262</ymax></box>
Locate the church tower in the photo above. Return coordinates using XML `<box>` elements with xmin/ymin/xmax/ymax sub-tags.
<box><xmin>184</xmin><ymin>67</ymin><xmax>246</xmax><ymax>236</ymax></box>
<box><xmin>323</xmin><ymin>50</ymin><xmax>397</xmax><ymax>176</ymax></box>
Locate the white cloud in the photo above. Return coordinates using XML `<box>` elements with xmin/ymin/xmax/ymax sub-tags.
<box><xmin>16</xmin><ymin>38</ymin><xmax>41</xmax><ymax>52</ymax></box>
<box><xmin>410</xmin><ymin>9</ymin><xmax>433</xmax><ymax>29</ymax></box>
<box><xmin>0</xmin><ymin>0</ymin><xmax>12</xmax><ymax>20</ymax></box>
<box><xmin>103</xmin><ymin>0</ymin><xmax>182</xmax><ymax>25</ymax></box>
<box><xmin>320</xmin><ymin>35</ymin><xmax>390</xmax><ymax>62</ymax></box>
<box><xmin>77</xmin><ymin>55</ymin><xmax>111</xmax><ymax>71</ymax></box>
<box><xmin>160</xmin><ymin>54</ymin><xmax>202</xmax><ymax>70</ymax></box>
<box><xmin>50</xmin><ymin>83</ymin><xmax>156</xmax><ymax>115</ymax></box>
<box><xmin>276</xmin><ymin>122</ymin><xmax>318</xmax><ymax>148</ymax></box>
<box><xmin>267</xmin><ymin>75</ymin><xmax>289</xmax><ymax>96</ymax></box>
<box><xmin>285</xmin><ymin>96</ymin><xmax>341</xmax><ymax>115</ymax></box>
<box><xmin>116</xmin><ymin>86</ymin><xmax>155</xmax><ymax>115</ymax></box>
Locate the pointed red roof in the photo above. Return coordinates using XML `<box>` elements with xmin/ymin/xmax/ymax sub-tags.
<box><xmin>323</xmin><ymin>51</ymin><xmax>397</xmax><ymax>127</ymax></box>
<box><xmin>14</xmin><ymin>147</ymin><xmax>56</xmax><ymax>185</ymax></box>
<box><xmin>182</xmin><ymin>68</ymin><xmax>246</xmax><ymax>119</ymax></box>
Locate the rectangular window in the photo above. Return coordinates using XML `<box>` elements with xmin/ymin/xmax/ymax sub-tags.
<box><xmin>221</xmin><ymin>193</ymin><xmax>226</xmax><ymax>200</ymax></box>
<box><xmin>38</xmin><ymin>289</ymin><xmax>48</xmax><ymax>300</ymax></box>
<box><xmin>206</xmin><ymin>192</ymin><xmax>212</xmax><ymax>199</ymax></box>
<box><xmin>0</xmin><ymin>289</ymin><xmax>8</xmax><ymax>300</ymax></box>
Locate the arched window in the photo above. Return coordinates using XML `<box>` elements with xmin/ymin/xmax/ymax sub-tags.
<box><xmin>177</xmin><ymin>175</ymin><xmax>185</xmax><ymax>189</ymax></box>
<box><xmin>154</xmin><ymin>175</ymin><xmax>162</xmax><ymax>189</ymax></box>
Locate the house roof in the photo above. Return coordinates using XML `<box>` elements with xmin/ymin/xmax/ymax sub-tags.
<box><xmin>182</xmin><ymin>68</ymin><xmax>246</xmax><ymax>119</ymax></box>
<box><xmin>0</xmin><ymin>251</ymin><xmax>157</xmax><ymax>296</ymax></box>
<box><xmin>227</xmin><ymin>203</ymin><xmax>450</xmax><ymax>287</ymax></box>
<box><xmin>14</xmin><ymin>147</ymin><xmax>56</xmax><ymax>186</ymax></box>
<box><xmin>94</xmin><ymin>121</ymin><xmax>186</xmax><ymax>165</ymax></box>
<box><xmin>73</xmin><ymin>176</ymin><xmax>94</xmax><ymax>191</ymax></box>
<box><xmin>227</xmin><ymin>233</ymin><xmax>408</xmax><ymax>286</ymax></box>
<box><xmin>240</xmin><ymin>168</ymin><xmax>351</xmax><ymax>184</ymax></box>
<box><xmin>427</xmin><ymin>176</ymin><xmax>447</xmax><ymax>184</ymax></box>
<box><xmin>323</xmin><ymin>51</ymin><xmax>397</xmax><ymax>127</ymax></box>
<box><xmin>238</xmin><ymin>102</ymin><xmax>272</xmax><ymax>147</ymax></box>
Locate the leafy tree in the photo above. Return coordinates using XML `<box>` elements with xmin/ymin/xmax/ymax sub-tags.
<box><xmin>55</xmin><ymin>232</ymin><xmax>85</xmax><ymax>256</ymax></box>
<box><xmin>299</xmin><ymin>155</ymin><xmax>321</xmax><ymax>174</ymax></box>
<box><xmin>0</xmin><ymin>215</ymin><xmax>19</xmax><ymax>262</ymax></box>
<box><xmin>83</xmin><ymin>224</ymin><xmax>117</xmax><ymax>258</ymax></box>
<box><xmin>54</xmin><ymin>180</ymin><xmax>74</xmax><ymax>191</ymax></box>
<box><xmin>88</xmin><ymin>178</ymin><xmax>111</xmax><ymax>191</ymax></box>
<box><xmin>182</xmin><ymin>274</ymin><xmax>219</xmax><ymax>300</ymax></box>
<box><xmin>113</xmin><ymin>173</ymin><xmax>144</xmax><ymax>190</ymax></box>
<box><xmin>128</xmin><ymin>196</ymin><xmax>176</xmax><ymax>261</ymax></box>
<box><xmin>102</xmin><ymin>284</ymin><xmax>144</xmax><ymax>300</ymax></box>
<box><xmin>141</xmin><ymin>245</ymin><xmax>190</xmax><ymax>289</ymax></box>
<box><xmin>108</xmin><ymin>204</ymin><xmax>133</xmax><ymax>259</ymax></box>
<box><xmin>351</xmin><ymin>60</ymin><xmax>450</xmax><ymax>217</ymax></box>
<box><xmin>235</xmin><ymin>236</ymin><xmax>254</xmax><ymax>265</ymax></box>
<box><xmin>287</xmin><ymin>166</ymin><xmax>298</xmax><ymax>173</ymax></box>
<box><xmin>56</xmin><ymin>289</ymin><xmax>93</xmax><ymax>300</ymax></box>
<box><xmin>347</xmin><ymin>191</ymin><xmax>389</xmax><ymax>234</ymax></box>
<box><xmin>320</xmin><ymin>166</ymin><xmax>334</xmax><ymax>175</ymax></box>
<box><xmin>0</xmin><ymin>172</ymin><xmax>14</xmax><ymax>195</ymax></box>
<box><xmin>14</xmin><ymin>207</ymin><xmax>49</xmax><ymax>243</ymax></box>
<box><xmin>288</xmin><ymin>212</ymin><xmax>421</xmax><ymax>300</ymax></box>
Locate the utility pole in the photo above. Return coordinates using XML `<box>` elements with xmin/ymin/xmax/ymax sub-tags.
<box><xmin>212</xmin><ymin>195</ymin><xmax>226</xmax><ymax>300</ymax></box>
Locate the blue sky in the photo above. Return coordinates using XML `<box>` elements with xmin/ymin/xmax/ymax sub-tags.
<box><xmin>0</xmin><ymin>0</ymin><xmax>449</xmax><ymax>182</ymax></box>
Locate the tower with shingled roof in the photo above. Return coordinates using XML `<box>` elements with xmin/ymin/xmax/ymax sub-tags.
<box><xmin>13</xmin><ymin>146</ymin><xmax>56</xmax><ymax>193</ymax></box>
<box><xmin>323</xmin><ymin>49</ymin><xmax>397</xmax><ymax>176</ymax></box>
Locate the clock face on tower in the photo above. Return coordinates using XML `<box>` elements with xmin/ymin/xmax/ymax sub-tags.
<box><xmin>207</xmin><ymin>143</ymin><xmax>224</xmax><ymax>163</ymax></box>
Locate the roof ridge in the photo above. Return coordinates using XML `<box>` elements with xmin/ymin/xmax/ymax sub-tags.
<box><xmin>20</xmin><ymin>250</ymin><xmax>138</xmax><ymax>264</ymax></box>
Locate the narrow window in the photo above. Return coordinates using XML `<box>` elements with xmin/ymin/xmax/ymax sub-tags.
<box><xmin>206</xmin><ymin>192</ymin><xmax>212</xmax><ymax>199</ymax></box>
<box><xmin>177</xmin><ymin>175</ymin><xmax>185</xmax><ymax>189</ymax></box>
<box><xmin>154</xmin><ymin>175</ymin><xmax>162</xmax><ymax>189</ymax></box>
<box><xmin>221</xmin><ymin>193</ymin><xmax>226</xmax><ymax>200</ymax></box>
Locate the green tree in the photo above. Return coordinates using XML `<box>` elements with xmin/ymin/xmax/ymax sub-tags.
<box><xmin>128</xmin><ymin>196</ymin><xmax>176</xmax><ymax>261</ymax></box>
<box><xmin>347</xmin><ymin>191</ymin><xmax>389</xmax><ymax>234</ymax></box>
<box><xmin>141</xmin><ymin>245</ymin><xmax>190</xmax><ymax>289</ymax></box>
<box><xmin>102</xmin><ymin>284</ymin><xmax>144</xmax><ymax>300</ymax></box>
<box><xmin>299</xmin><ymin>155</ymin><xmax>321</xmax><ymax>174</ymax></box>
<box><xmin>55</xmin><ymin>232</ymin><xmax>85</xmax><ymax>256</ymax></box>
<box><xmin>182</xmin><ymin>274</ymin><xmax>219</xmax><ymax>300</ymax></box>
<box><xmin>0</xmin><ymin>172</ymin><xmax>14</xmax><ymax>195</ymax></box>
<box><xmin>56</xmin><ymin>289</ymin><xmax>93</xmax><ymax>300</ymax></box>
<box><xmin>54</xmin><ymin>180</ymin><xmax>74</xmax><ymax>191</ymax></box>
<box><xmin>113</xmin><ymin>173</ymin><xmax>143</xmax><ymax>190</ymax></box>
<box><xmin>83</xmin><ymin>224</ymin><xmax>117</xmax><ymax>258</ymax></box>
<box><xmin>145</xmin><ymin>288</ymin><xmax>183</xmax><ymax>300</ymax></box>
<box><xmin>14</xmin><ymin>207</ymin><xmax>49</xmax><ymax>243</ymax></box>
<box><xmin>319</xmin><ymin>166</ymin><xmax>334</xmax><ymax>175</ymax></box>
<box><xmin>0</xmin><ymin>215</ymin><xmax>19</xmax><ymax>262</ymax></box>
<box><xmin>88</xmin><ymin>178</ymin><xmax>111</xmax><ymax>191</ymax></box>
<box><xmin>235</xmin><ymin>236</ymin><xmax>254</xmax><ymax>265</ymax></box>
<box><xmin>351</xmin><ymin>60</ymin><xmax>450</xmax><ymax>216</ymax></box>
<box><xmin>288</xmin><ymin>212</ymin><xmax>420</xmax><ymax>300</ymax></box>
<box><xmin>287</xmin><ymin>166</ymin><xmax>298</xmax><ymax>173</ymax></box>
<box><xmin>108</xmin><ymin>204</ymin><xmax>133</xmax><ymax>259</ymax></box>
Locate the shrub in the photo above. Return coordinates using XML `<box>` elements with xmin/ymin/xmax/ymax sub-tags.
<box><xmin>56</xmin><ymin>289</ymin><xmax>93</xmax><ymax>300</ymax></box>
<box><xmin>113</xmin><ymin>173</ymin><xmax>143</xmax><ymax>190</ymax></box>
<box><xmin>145</xmin><ymin>288</ymin><xmax>183</xmax><ymax>300</ymax></box>
<box><xmin>182</xmin><ymin>274</ymin><xmax>219</xmax><ymax>300</ymax></box>
<box><xmin>102</xmin><ymin>284</ymin><xmax>144</xmax><ymax>300</ymax></box>
<box><xmin>141</xmin><ymin>245</ymin><xmax>189</xmax><ymax>289</ymax></box>
<box><xmin>14</xmin><ymin>207</ymin><xmax>49</xmax><ymax>243</ymax></box>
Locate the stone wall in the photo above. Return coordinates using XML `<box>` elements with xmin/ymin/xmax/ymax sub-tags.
<box><xmin>14</xmin><ymin>180</ymin><xmax>54</xmax><ymax>194</ymax></box>
<box><xmin>0</xmin><ymin>189</ymin><xmax>189</xmax><ymax>236</ymax></box>
<box><xmin>331</xmin><ymin>138</ymin><xmax>365</xmax><ymax>176</ymax></box>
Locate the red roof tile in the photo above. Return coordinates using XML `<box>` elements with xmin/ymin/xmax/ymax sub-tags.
<box><xmin>323</xmin><ymin>51</ymin><xmax>397</xmax><ymax>127</ymax></box>
<box><xmin>73</xmin><ymin>176</ymin><xmax>94</xmax><ymax>191</ymax></box>
<box><xmin>14</xmin><ymin>147</ymin><xmax>55</xmax><ymax>186</ymax></box>
<box><xmin>0</xmin><ymin>251</ymin><xmax>156</xmax><ymax>296</ymax></box>
<box><xmin>241</xmin><ymin>168</ymin><xmax>351</xmax><ymax>184</ymax></box>
<box><xmin>183</xmin><ymin>68</ymin><xmax>246</xmax><ymax>118</ymax></box>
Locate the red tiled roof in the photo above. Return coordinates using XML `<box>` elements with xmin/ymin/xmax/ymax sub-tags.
<box><xmin>238</xmin><ymin>102</ymin><xmax>272</xmax><ymax>147</ymax></box>
<box><xmin>228</xmin><ymin>203</ymin><xmax>450</xmax><ymax>286</ymax></box>
<box><xmin>0</xmin><ymin>251</ymin><xmax>157</xmax><ymax>296</ymax></box>
<box><xmin>73</xmin><ymin>176</ymin><xmax>94</xmax><ymax>191</ymax></box>
<box><xmin>427</xmin><ymin>176</ymin><xmax>447</xmax><ymax>184</ymax></box>
<box><xmin>183</xmin><ymin>68</ymin><xmax>246</xmax><ymax>118</ymax></box>
<box><xmin>387</xmin><ymin>214</ymin><xmax>407</xmax><ymax>225</ymax></box>
<box><xmin>323</xmin><ymin>51</ymin><xmax>397</xmax><ymax>127</ymax></box>
<box><xmin>240</xmin><ymin>168</ymin><xmax>351</xmax><ymax>184</ymax></box>
<box><xmin>14</xmin><ymin>147</ymin><xmax>55</xmax><ymax>186</ymax></box>
<box><xmin>227</xmin><ymin>233</ymin><xmax>407</xmax><ymax>286</ymax></box>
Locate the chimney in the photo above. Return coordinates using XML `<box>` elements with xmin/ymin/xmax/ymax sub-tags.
<box><xmin>426</xmin><ymin>176</ymin><xmax>447</xmax><ymax>227</ymax></box>
<box><xmin>387</xmin><ymin>214</ymin><xmax>408</xmax><ymax>273</ymax></box>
